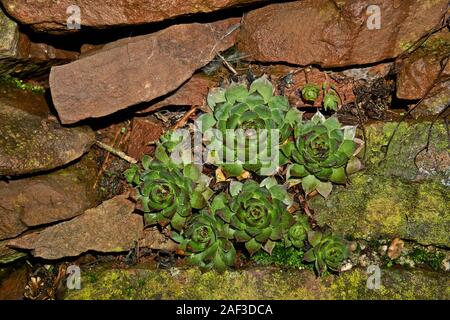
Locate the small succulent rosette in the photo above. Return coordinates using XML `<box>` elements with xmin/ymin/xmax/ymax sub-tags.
<box><xmin>303</xmin><ymin>231</ymin><xmax>349</xmax><ymax>275</ymax></box>
<box><xmin>282</xmin><ymin>111</ymin><xmax>363</xmax><ymax>198</ymax></box>
<box><xmin>173</xmin><ymin>212</ymin><xmax>236</xmax><ymax>272</ymax></box>
<box><xmin>212</xmin><ymin>179</ymin><xmax>294</xmax><ymax>256</ymax></box>
<box><xmin>198</xmin><ymin>75</ymin><xmax>302</xmax><ymax>177</ymax></box>
<box><xmin>124</xmin><ymin>155</ymin><xmax>213</xmax><ymax>232</ymax></box>
<box><xmin>283</xmin><ymin>213</ymin><xmax>311</xmax><ymax>249</ymax></box>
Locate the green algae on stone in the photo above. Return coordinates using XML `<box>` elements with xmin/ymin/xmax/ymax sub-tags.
<box><xmin>64</xmin><ymin>266</ymin><xmax>449</xmax><ymax>300</ymax></box>
<box><xmin>362</xmin><ymin>121</ymin><xmax>449</xmax><ymax>182</ymax></box>
<box><xmin>310</xmin><ymin>173</ymin><xmax>449</xmax><ymax>247</ymax></box>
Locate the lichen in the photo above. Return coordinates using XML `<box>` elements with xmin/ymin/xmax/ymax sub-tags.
<box><xmin>64</xmin><ymin>266</ymin><xmax>449</xmax><ymax>300</ymax></box>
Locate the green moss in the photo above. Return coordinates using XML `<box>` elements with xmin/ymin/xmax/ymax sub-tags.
<box><xmin>65</xmin><ymin>266</ymin><xmax>449</xmax><ymax>300</ymax></box>
<box><xmin>252</xmin><ymin>243</ymin><xmax>314</xmax><ymax>271</ymax></box>
<box><xmin>410</xmin><ymin>247</ymin><xmax>445</xmax><ymax>271</ymax></box>
<box><xmin>0</xmin><ymin>75</ymin><xmax>45</xmax><ymax>93</ymax></box>
<box><xmin>310</xmin><ymin>173</ymin><xmax>450</xmax><ymax>247</ymax></box>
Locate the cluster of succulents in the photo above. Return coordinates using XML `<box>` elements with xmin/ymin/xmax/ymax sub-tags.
<box><xmin>125</xmin><ymin>75</ymin><xmax>360</xmax><ymax>274</ymax></box>
<box><xmin>301</xmin><ymin>82</ymin><xmax>341</xmax><ymax>111</ymax></box>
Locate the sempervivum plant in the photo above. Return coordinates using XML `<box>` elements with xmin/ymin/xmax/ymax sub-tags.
<box><xmin>175</xmin><ymin>211</ymin><xmax>236</xmax><ymax>272</ymax></box>
<box><xmin>213</xmin><ymin>180</ymin><xmax>294</xmax><ymax>256</ymax></box>
<box><xmin>125</xmin><ymin>155</ymin><xmax>212</xmax><ymax>231</ymax></box>
<box><xmin>303</xmin><ymin>231</ymin><xmax>349</xmax><ymax>275</ymax></box>
<box><xmin>199</xmin><ymin>75</ymin><xmax>302</xmax><ymax>177</ymax></box>
<box><xmin>282</xmin><ymin>111</ymin><xmax>362</xmax><ymax>198</ymax></box>
<box><xmin>284</xmin><ymin>214</ymin><xmax>310</xmax><ymax>249</ymax></box>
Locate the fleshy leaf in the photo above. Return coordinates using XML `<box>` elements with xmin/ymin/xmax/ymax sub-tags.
<box><xmin>197</xmin><ymin>113</ymin><xmax>217</xmax><ymax>133</ymax></box>
<box><xmin>301</xmin><ymin>174</ymin><xmax>319</xmax><ymax>194</ymax></box>
<box><xmin>308</xmin><ymin>231</ymin><xmax>322</xmax><ymax>247</ymax></box>
<box><xmin>316</xmin><ymin>181</ymin><xmax>333</xmax><ymax>198</ymax></box>
<box><xmin>249</xmin><ymin>75</ymin><xmax>273</xmax><ymax>103</ymax></box>
<box><xmin>229</xmin><ymin>181</ymin><xmax>243</xmax><ymax>197</ymax></box>
<box><xmin>207</xmin><ymin>87</ymin><xmax>226</xmax><ymax>109</ymax></box>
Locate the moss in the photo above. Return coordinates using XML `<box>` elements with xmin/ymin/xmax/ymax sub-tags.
<box><xmin>410</xmin><ymin>247</ymin><xmax>446</xmax><ymax>271</ymax></box>
<box><xmin>251</xmin><ymin>243</ymin><xmax>314</xmax><ymax>270</ymax></box>
<box><xmin>0</xmin><ymin>75</ymin><xmax>45</xmax><ymax>93</ymax></box>
<box><xmin>64</xmin><ymin>266</ymin><xmax>449</xmax><ymax>300</ymax></box>
<box><xmin>310</xmin><ymin>173</ymin><xmax>450</xmax><ymax>247</ymax></box>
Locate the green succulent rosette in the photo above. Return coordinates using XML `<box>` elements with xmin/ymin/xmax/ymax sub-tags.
<box><xmin>214</xmin><ymin>180</ymin><xmax>294</xmax><ymax>256</ymax></box>
<box><xmin>175</xmin><ymin>211</ymin><xmax>236</xmax><ymax>272</ymax></box>
<box><xmin>284</xmin><ymin>214</ymin><xmax>310</xmax><ymax>249</ymax></box>
<box><xmin>303</xmin><ymin>231</ymin><xmax>349</xmax><ymax>274</ymax></box>
<box><xmin>125</xmin><ymin>155</ymin><xmax>212</xmax><ymax>232</ymax></box>
<box><xmin>283</xmin><ymin>111</ymin><xmax>360</xmax><ymax>198</ymax></box>
<box><xmin>199</xmin><ymin>75</ymin><xmax>302</xmax><ymax>177</ymax></box>
<box><xmin>323</xmin><ymin>88</ymin><xmax>340</xmax><ymax>111</ymax></box>
<box><xmin>301</xmin><ymin>83</ymin><xmax>320</xmax><ymax>102</ymax></box>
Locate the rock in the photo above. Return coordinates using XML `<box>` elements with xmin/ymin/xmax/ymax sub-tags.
<box><xmin>396</xmin><ymin>32</ymin><xmax>450</xmax><ymax>100</ymax></box>
<box><xmin>237</xmin><ymin>0</ymin><xmax>448</xmax><ymax>68</ymax></box>
<box><xmin>126</xmin><ymin>117</ymin><xmax>164</xmax><ymax>161</ymax></box>
<box><xmin>309</xmin><ymin>121</ymin><xmax>450</xmax><ymax>247</ymax></box>
<box><xmin>387</xmin><ymin>238</ymin><xmax>405</xmax><ymax>260</ymax></box>
<box><xmin>0</xmin><ymin>265</ymin><xmax>28</xmax><ymax>300</ymax></box>
<box><xmin>1</xmin><ymin>0</ymin><xmax>259</xmax><ymax>33</ymax></box>
<box><xmin>0</xmin><ymin>83</ymin><xmax>95</xmax><ymax>176</ymax></box>
<box><xmin>310</xmin><ymin>174</ymin><xmax>450</xmax><ymax>247</ymax></box>
<box><xmin>0</xmin><ymin>7</ymin><xmax>78</xmax><ymax>77</ymax></box>
<box><xmin>136</xmin><ymin>74</ymin><xmax>216</xmax><ymax>114</ymax></box>
<box><xmin>7</xmin><ymin>195</ymin><xmax>143</xmax><ymax>260</ymax></box>
<box><xmin>139</xmin><ymin>227</ymin><xmax>178</xmax><ymax>252</ymax></box>
<box><xmin>363</xmin><ymin>121</ymin><xmax>449</xmax><ymax>182</ymax></box>
<box><xmin>411</xmin><ymin>82</ymin><xmax>450</xmax><ymax>118</ymax></box>
<box><xmin>0</xmin><ymin>152</ymin><xmax>99</xmax><ymax>240</ymax></box>
<box><xmin>64</xmin><ymin>266</ymin><xmax>450</xmax><ymax>300</ymax></box>
<box><xmin>50</xmin><ymin>18</ymin><xmax>240</xmax><ymax>124</ymax></box>
<box><xmin>0</xmin><ymin>241</ymin><xmax>26</xmax><ymax>264</ymax></box>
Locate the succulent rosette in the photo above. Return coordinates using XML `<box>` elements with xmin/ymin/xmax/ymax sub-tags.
<box><xmin>214</xmin><ymin>180</ymin><xmax>294</xmax><ymax>256</ymax></box>
<box><xmin>282</xmin><ymin>111</ymin><xmax>361</xmax><ymax>198</ymax></box>
<box><xmin>199</xmin><ymin>75</ymin><xmax>302</xmax><ymax>177</ymax></box>
<box><xmin>301</xmin><ymin>83</ymin><xmax>320</xmax><ymax>102</ymax></box>
<box><xmin>125</xmin><ymin>155</ymin><xmax>212</xmax><ymax>232</ymax></box>
<box><xmin>284</xmin><ymin>214</ymin><xmax>310</xmax><ymax>249</ymax></box>
<box><xmin>303</xmin><ymin>231</ymin><xmax>349</xmax><ymax>274</ymax></box>
<box><xmin>175</xmin><ymin>211</ymin><xmax>236</xmax><ymax>272</ymax></box>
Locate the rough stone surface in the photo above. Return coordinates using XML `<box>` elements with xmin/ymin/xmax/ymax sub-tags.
<box><xmin>310</xmin><ymin>173</ymin><xmax>450</xmax><ymax>247</ymax></box>
<box><xmin>0</xmin><ymin>241</ymin><xmax>26</xmax><ymax>264</ymax></box>
<box><xmin>396</xmin><ymin>32</ymin><xmax>450</xmax><ymax>100</ymax></box>
<box><xmin>0</xmin><ymin>7</ymin><xmax>78</xmax><ymax>77</ymax></box>
<box><xmin>139</xmin><ymin>227</ymin><xmax>178</xmax><ymax>251</ymax></box>
<box><xmin>126</xmin><ymin>117</ymin><xmax>164</xmax><ymax>161</ymax></box>
<box><xmin>64</xmin><ymin>266</ymin><xmax>450</xmax><ymax>300</ymax></box>
<box><xmin>309</xmin><ymin>121</ymin><xmax>450</xmax><ymax>247</ymax></box>
<box><xmin>50</xmin><ymin>18</ymin><xmax>239</xmax><ymax>124</ymax></box>
<box><xmin>137</xmin><ymin>74</ymin><xmax>215</xmax><ymax>114</ymax></box>
<box><xmin>237</xmin><ymin>0</ymin><xmax>448</xmax><ymax>68</ymax></box>
<box><xmin>0</xmin><ymin>83</ymin><xmax>95</xmax><ymax>176</ymax></box>
<box><xmin>1</xmin><ymin>0</ymin><xmax>260</xmax><ymax>33</ymax></box>
<box><xmin>7</xmin><ymin>195</ymin><xmax>143</xmax><ymax>260</ymax></box>
<box><xmin>0</xmin><ymin>152</ymin><xmax>99</xmax><ymax>240</ymax></box>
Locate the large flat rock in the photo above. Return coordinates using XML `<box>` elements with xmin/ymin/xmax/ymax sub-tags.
<box><xmin>7</xmin><ymin>195</ymin><xmax>143</xmax><ymax>260</ymax></box>
<box><xmin>49</xmin><ymin>18</ymin><xmax>239</xmax><ymax>124</ymax></box>
<box><xmin>0</xmin><ymin>152</ymin><xmax>99</xmax><ymax>240</ymax></box>
<box><xmin>237</xmin><ymin>0</ymin><xmax>448</xmax><ymax>68</ymax></box>
<box><xmin>64</xmin><ymin>266</ymin><xmax>449</xmax><ymax>300</ymax></box>
<box><xmin>0</xmin><ymin>83</ymin><xmax>94</xmax><ymax>176</ymax></box>
<box><xmin>1</xmin><ymin>0</ymin><xmax>260</xmax><ymax>33</ymax></box>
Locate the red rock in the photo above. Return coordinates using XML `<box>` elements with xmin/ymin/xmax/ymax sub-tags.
<box><xmin>0</xmin><ymin>153</ymin><xmax>98</xmax><ymax>240</ymax></box>
<box><xmin>0</xmin><ymin>84</ymin><xmax>95</xmax><ymax>176</ymax></box>
<box><xmin>139</xmin><ymin>227</ymin><xmax>178</xmax><ymax>251</ymax></box>
<box><xmin>137</xmin><ymin>74</ymin><xmax>215</xmax><ymax>114</ymax></box>
<box><xmin>1</xmin><ymin>0</ymin><xmax>259</xmax><ymax>33</ymax></box>
<box><xmin>0</xmin><ymin>8</ymin><xmax>78</xmax><ymax>77</ymax></box>
<box><xmin>396</xmin><ymin>32</ymin><xmax>450</xmax><ymax>100</ymax></box>
<box><xmin>126</xmin><ymin>117</ymin><xmax>164</xmax><ymax>160</ymax></box>
<box><xmin>7</xmin><ymin>195</ymin><xmax>143</xmax><ymax>260</ymax></box>
<box><xmin>49</xmin><ymin>18</ymin><xmax>240</xmax><ymax>124</ymax></box>
<box><xmin>238</xmin><ymin>0</ymin><xmax>448</xmax><ymax>68</ymax></box>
